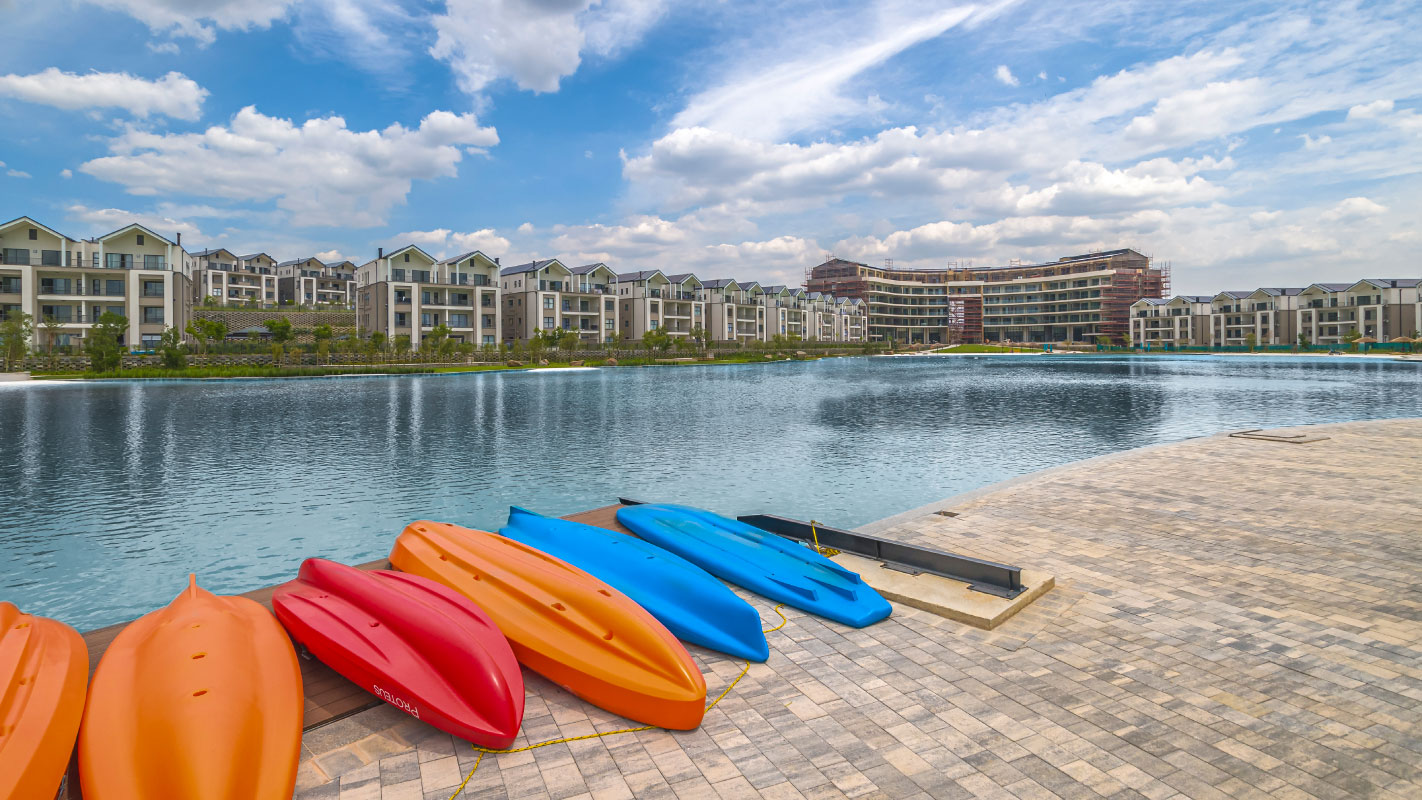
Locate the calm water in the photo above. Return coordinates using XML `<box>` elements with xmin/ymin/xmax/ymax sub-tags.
<box><xmin>3</xmin><ymin>354</ymin><xmax>1420</xmax><ymax>630</ymax></box>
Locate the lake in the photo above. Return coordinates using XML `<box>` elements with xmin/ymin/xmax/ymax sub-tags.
<box><xmin>3</xmin><ymin>354</ymin><xmax>1419</xmax><ymax>630</ymax></box>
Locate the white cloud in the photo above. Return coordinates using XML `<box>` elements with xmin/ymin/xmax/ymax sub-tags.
<box><xmin>1299</xmin><ymin>133</ymin><xmax>1331</xmax><ymax>149</ymax></box>
<box><xmin>315</xmin><ymin>249</ymin><xmax>346</xmax><ymax>262</ymax></box>
<box><xmin>994</xmin><ymin>64</ymin><xmax>1019</xmax><ymax>86</ymax></box>
<box><xmin>671</xmin><ymin>3</ymin><xmax>992</xmax><ymax>140</ymax></box>
<box><xmin>66</xmin><ymin>203</ymin><xmax>205</xmax><ymax>240</ymax></box>
<box><xmin>394</xmin><ymin>227</ymin><xmax>511</xmax><ymax>258</ymax></box>
<box><xmin>81</xmin><ymin>106</ymin><xmax>499</xmax><ymax>228</ymax></box>
<box><xmin>83</xmin><ymin>0</ymin><xmax>294</xmax><ymax>44</ymax></box>
<box><xmin>146</xmin><ymin>41</ymin><xmax>180</xmax><ymax>54</ymax></box>
<box><xmin>1320</xmin><ymin>196</ymin><xmax>1386</xmax><ymax>222</ymax></box>
<box><xmin>1037</xmin><ymin>70</ymin><xmax>1047</xmax><ymax>80</ymax></box>
<box><xmin>1346</xmin><ymin>99</ymin><xmax>1394</xmax><ymax>120</ymax></box>
<box><xmin>60</xmin><ymin>169</ymin><xmax>73</xmax><ymax>178</ymax></box>
<box><xmin>0</xmin><ymin>68</ymin><xmax>207</xmax><ymax>120</ymax></box>
<box><xmin>431</xmin><ymin>0</ymin><xmax>667</xmax><ymax>95</ymax></box>
<box><xmin>7</xmin><ymin>169</ymin><xmax>32</xmax><ymax>178</ymax></box>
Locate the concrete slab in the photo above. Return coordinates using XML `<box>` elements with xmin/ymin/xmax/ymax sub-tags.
<box><xmin>830</xmin><ymin>551</ymin><xmax>1054</xmax><ymax>629</ymax></box>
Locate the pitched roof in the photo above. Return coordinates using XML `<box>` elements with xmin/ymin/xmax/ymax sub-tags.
<box><xmin>278</xmin><ymin>257</ymin><xmax>326</xmax><ymax>268</ymax></box>
<box><xmin>437</xmin><ymin>249</ymin><xmax>497</xmax><ymax>267</ymax></box>
<box><xmin>616</xmin><ymin>270</ymin><xmax>665</xmax><ymax>282</ymax></box>
<box><xmin>571</xmin><ymin>262</ymin><xmax>612</xmax><ymax>275</ymax></box>
<box><xmin>191</xmin><ymin>248</ymin><xmax>238</xmax><ymax>259</ymax></box>
<box><xmin>238</xmin><ymin>252</ymin><xmax>274</xmax><ymax>262</ymax></box>
<box><xmin>96</xmin><ymin>222</ymin><xmax>174</xmax><ymax>245</ymax></box>
<box><xmin>500</xmin><ymin>258</ymin><xmax>560</xmax><ymax>276</ymax></box>
<box><xmin>0</xmin><ymin>215</ymin><xmax>74</xmax><ymax>242</ymax></box>
<box><xmin>664</xmin><ymin>272</ymin><xmax>697</xmax><ymax>283</ymax></box>
<box><xmin>702</xmin><ymin>278</ymin><xmax>738</xmax><ymax>289</ymax></box>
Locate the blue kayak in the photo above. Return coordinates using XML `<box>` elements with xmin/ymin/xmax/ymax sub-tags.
<box><xmin>497</xmin><ymin>507</ymin><xmax>770</xmax><ymax>662</ymax></box>
<box><xmin>616</xmin><ymin>504</ymin><xmax>891</xmax><ymax>628</ymax></box>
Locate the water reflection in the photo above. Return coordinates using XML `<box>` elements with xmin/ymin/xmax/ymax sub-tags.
<box><xmin>2</xmin><ymin>355</ymin><xmax>1419</xmax><ymax>629</ymax></box>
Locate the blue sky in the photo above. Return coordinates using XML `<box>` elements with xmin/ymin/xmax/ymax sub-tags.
<box><xmin>0</xmin><ymin>0</ymin><xmax>1417</xmax><ymax>293</ymax></box>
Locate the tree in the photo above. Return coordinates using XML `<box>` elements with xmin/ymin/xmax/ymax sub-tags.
<box><xmin>0</xmin><ymin>310</ymin><xmax>32</xmax><ymax>371</ymax></box>
<box><xmin>1094</xmin><ymin>335</ymin><xmax>1110</xmax><ymax>348</ymax></box>
<box><xmin>86</xmin><ymin>312</ymin><xmax>129</xmax><ymax>373</ymax></box>
<box><xmin>557</xmin><ymin>329</ymin><xmax>580</xmax><ymax>352</ymax></box>
<box><xmin>689</xmin><ymin>325</ymin><xmax>709</xmax><ymax>350</ymax></box>
<box><xmin>528</xmin><ymin>329</ymin><xmax>547</xmax><ymax>362</ymax></box>
<box><xmin>263</xmin><ymin>317</ymin><xmax>294</xmax><ymax>345</ymax></box>
<box><xmin>643</xmin><ymin>327</ymin><xmax>673</xmax><ymax>352</ymax></box>
<box><xmin>312</xmin><ymin>324</ymin><xmax>333</xmax><ymax>345</ymax></box>
<box><xmin>393</xmin><ymin>334</ymin><xmax>411</xmax><ymax>354</ymax></box>
<box><xmin>421</xmin><ymin>324</ymin><xmax>451</xmax><ymax>354</ymax></box>
<box><xmin>1244</xmin><ymin>332</ymin><xmax>1258</xmax><ymax>352</ymax></box>
<box><xmin>40</xmin><ymin>315</ymin><xmax>66</xmax><ymax>361</ymax></box>
<box><xmin>369</xmin><ymin>331</ymin><xmax>386</xmax><ymax>353</ymax></box>
<box><xmin>1342</xmin><ymin>329</ymin><xmax>1362</xmax><ymax>349</ymax></box>
<box><xmin>158</xmin><ymin>326</ymin><xmax>187</xmax><ymax>369</ymax></box>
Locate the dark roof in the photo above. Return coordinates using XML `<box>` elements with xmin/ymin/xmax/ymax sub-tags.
<box><xmin>1215</xmin><ymin>291</ymin><xmax>1250</xmax><ymax>299</ymax></box>
<box><xmin>437</xmin><ymin>249</ymin><xmax>495</xmax><ymax>266</ymax></box>
<box><xmin>570</xmin><ymin>263</ymin><xmax>611</xmax><ymax>275</ymax></box>
<box><xmin>702</xmin><ymin>278</ymin><xmax>738</xmax><ymax>289</ymax></box>
<box><xmin>761</xmin><ymin>285</ymin><xmax>786</xmax><ymax>293</ymax></box>
<box><xmin>1179</xmin><ymin>295</ymin><xmax>1213</xmax><ymax>303</ymax></box>
<box><xmin>1138</xmin><ymin>298</ymin><xmax>1168</xmax><ymax>305</ymax></box>
<box><xmin>238</xmin><ymin>252</ymin><xmax>273</xmax><ymax>261</ymax></box>
<box><xmin>1354</xmin><ymin>278</ymin><xmax>1422</xmax><ymax>288</ymax></box>
<box><xmin>191</xmin><ymin>248</ymin><xmax>237</xmax><ymax>258</ymax></box>
<box><xmin>616</xmin><ymin>270</ymin><xmax>664</xmax><ymax>282</ymax></box>
<box><xmin>278</xmin><ymin>257</ymin><xmax>323</xmax><ymax>268</ymax></box>
<box><xmin>500</xmin><ymin>259</ymin><xmax>559</xmax><ymax>276</ymax></box>
<box><xmin>1307</xmin><ymin>282</ymin><xmax>1354</xmax><ymax>292</ymax></box>
<box><xmin>96</xmin><ymin>222</ymin><xmax>174</xmax><ymax>245</ymax></box>
<box><xmin>664</xmin><ymin>272</ymin><xmax>697</xmax><ymax>283</ymax></box>
<box><xmin>1255</xmin><ymin>287</ymin><xmax>1303</xmax><ymax>296</ymax></box>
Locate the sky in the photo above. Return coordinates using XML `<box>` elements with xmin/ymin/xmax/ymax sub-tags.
<box><xmin>0</xmin><ymin>0</ymin><xmax>1418</xmax><ymax>294</ymax></box>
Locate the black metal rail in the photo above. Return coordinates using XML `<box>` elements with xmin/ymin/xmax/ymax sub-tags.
<box><xmin>617</xmin><ymin>499</ymin><xmax>1025</xmax><ymax>599</ymax></box>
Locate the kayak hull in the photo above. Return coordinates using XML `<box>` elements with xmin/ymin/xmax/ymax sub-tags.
<box><xmin>0</xmin><ymin>603</ymin><xmax>88</xmax><ymax>800</ymax></box>
<box><xmin>79</xmin><ymin>576</ymin><xmax>303</xmax><ymax>800</ymax></box>
<box><xmin>500</xmin><ymin>507</ymin><xmax>769</xmax><ymax>662</ymax></box>
<box><xmin>390</xmin><ymin>521</ymin><xmax>707</xmax><ymax>730</ymax></box>
<box><xmin>617</xmin><ymin>504</ymin><xmax>892</xmax><ymax>628</ymax></box>
<box><xmin>272</xmin><ymin>558</ymin><xmax>523</xmax><ymax>749</ymax></box>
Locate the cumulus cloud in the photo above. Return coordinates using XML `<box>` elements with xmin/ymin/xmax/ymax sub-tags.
<box><xmin>994</xmin><ymin>65</ymin><xmax>1019</xmax><ymax>86</ymax></box>
<box><xmin>146</xmin><ymin>41</ymin><xmax>180</xmax><ymax>54</ymax></box>
<box><xmin>431</xmin><ymin>0</ymin><xmax>667</xmax><ymax>95</ymax></box>
<box><xmin>0</xmin><ymin>68</ymin><xmax>207</xmax><ymax>120</ymax></box>
<box><xmin>394</xmin><ymin>227</ymin><xmax>512</xmax><ymax>258</ymax></box>
<box><xmin>1299</xmin><ymin>133</ymin><xmax>1331</xmax><ymax>149</ymax></box>
<box><xmin>67</xmin><ymin>203</ymin><xmax>206</xmax><ymax>240</ymax></box>
<box><xmin>60</xmin><ymin>169</ymin><xmax>73</xmax><ymax>178</ymax></box>
<box><xmin>1346</xmin><ymin>99</ymin><xmax>1394</xmax><ymax>120</ymax></box>
<box><xmin>7</xmin><ymin>169</ymin><xmax>32</xmax><ymax>178</ymax></box>
<box><xmin>83</xmin><ymin>0</ymin><xmax>294</xmax><ymax>44</ymax></box>
<box><xmin>315</xmin><ymin>249</ymin><xmax>346</xmax><ymax>262</ymax></box>
<box><xmin>80</xmin><ymin>106</ymin><xmax>499</xmax><ymax>228</ymax></box>
<box><xmin>1320</xmin><ymin>196</ymin><xmax>1386</xmax><ymax>222</ymax></box>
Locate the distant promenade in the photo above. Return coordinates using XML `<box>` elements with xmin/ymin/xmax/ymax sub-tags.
<box><xmin>292</xmin><ymin>418</ymin><xmax>1422</xmax><ymax>800</ymax></box>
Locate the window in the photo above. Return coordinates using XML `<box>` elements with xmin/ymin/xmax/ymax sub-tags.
<box><xmin>449</xmin><ymin>313</ymin><xmax>469</xmax><ymax>327</ymax></box>
<box><xmin>28</xmin><ymin>228</ymin><xmax>37</xmax><ymax>240</ymax></box>
<box><xmin>40</xmin><ymin>278</ymin><xmax>72</xmax><ymax>294</ymax></box>
<box><xmin>136</xmin><ymin>234</ymin><xmax>145</xmax><ymax>245</ymax></box>
<box><xmin>543</xmin><ymin>297</ymin><xmax>555</xmax><ymax>309</ymax></box>
<box><xmin>1</xmin><ymin>277</ymin><xmax>21</xmax><ymax>294</ymax></box>
<box><xmin>391</xmin><ymin>268</ymin><xmax>406</xmax><ymax>282</ymax></box>
<box><xmin>142</xmin><ymin>281</ymin><xmax>164</xmax><ymax>297</ymax></box>
<box><xmin>141</xmin><ymin>334</ymin><xmax>161</xmax><ymax>348</ymax></box>
<box><xmin>41</xmin><ymin>250</ymin><xmax>61</xmax><ymax>266</ymax></box>
<box><xmin>107</xmin><ymin>306</ymin><xmax>124</xmax><ymax>318</ymax></box>
<box><xmin>604</xmin><ymin>299</ymin><xmax>614</xmax><ymax>311</ymax></box>
<box><xmin>411</xmin><ymin>270</ymin><xmax>430</xmax><ymax>283</ymax></box>
<box><xmin>142</xmin><ymin>306</ymin><xmax>164</xmax><ymax>323</ymax></box>
<box><xmin>650</xmin><ymin>301</ymin><xmax>659</xmax><ymax>313</ymax></box>
<box><xmin>403</xmin><ymin>253</ymin><xmax>410</xmax><ymax>262</ymax></box>
<box><xmin>543</xmin><ymin>316</ymin><xmax>555</xmax><ymax>328</ymax></box>
<box><xmin>41</xmin><ymin>305</ymin><xmax>73</xmax><ymax>322</ymax></box>
<box><xmin>395</xmin><ymin>312</ymin><xmax>408</xmax><ymax>327</ymax></box>
<box><xmin>93</xmin><ymin>278</ymin><xmax>124</xmax><ymax>296</ymax></box>
<box><xmin>2</xmin><ymin>248</ymin><xmax>26</xmax><ymax>265</ymax></box>
<box><xmin>650</xmin><ymin>320</ymin><xmax>659</xmax><ymax>329</ymax></box>
<box><xmin>106</xmin><ymin>253</ymin><xmax>133</xmax><ymax>269</ymax></box>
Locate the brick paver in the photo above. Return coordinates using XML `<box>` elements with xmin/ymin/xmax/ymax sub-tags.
<box><xmin>298</xmin><ymin>419</ymin><xmax>1422</xmax><ymax>800</ymax></box>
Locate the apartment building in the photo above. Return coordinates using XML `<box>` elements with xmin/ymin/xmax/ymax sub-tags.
<box><xmin>501</xmin><ymin>259</ymin><xmax>619</xmax><ymax>343</ymax></box>
<box><xmin>1131</xmin><ymin>279</ymin><xmax>1422</xmax><ymax>346</ymax></box>
<box><xmin>807</xmin><ymin>249</ymin><xmax>1166</xmax><ymax>344</ymax></box>
<box><xmin>0</xmin><ymin>216</ymin><xmax>191</xmax><ymax>351</ymax></box>
<box><xmin>192</xmin><ymin>247</ymin><xmax>278</xmax><ymax>307</ymax></box>
<box><xmin>355</xmin><ymin>245</ymin><xmax>500</xmax><ymax>346</ymax></box>
<box><xmin>277</xmin><ymin>257</ymin><xmax>357</xmax><ymax>308</ymax></box>
<box><xmin>615</xmin><ymin>270</ymin><xmax>705</xmax><ymax>340</ymax></box>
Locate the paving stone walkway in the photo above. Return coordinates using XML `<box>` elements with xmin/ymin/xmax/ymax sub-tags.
<box><xmin>296</xmin><ymin>418</ymin><xmax>1422</xmax><ymax>800</ymax></box>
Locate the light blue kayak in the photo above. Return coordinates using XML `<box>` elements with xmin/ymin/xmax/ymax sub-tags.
<box><xmin>497</xmin><ymin>507</ymin><xmax>770</xmax><ymax>662</ymax></box>
<box><xmin>616</xmin><ymin>504</ymin><xmax>891</xmax><ymax>628</ymax></box>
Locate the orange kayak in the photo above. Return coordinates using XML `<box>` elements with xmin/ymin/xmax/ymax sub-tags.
<box><xmin>79</xmin><ymin>575</ymin><xmax>303</xmax><ymax>800</ymax></box>
<box><xmin>0</xmin><ymin>602</ymin><xmax>88</xmax><ymax>800</ymax></box>
<box><xmin>391</xmin><ymin>521</ymin><xmax>707</xmax><ymax>730</ymax></box>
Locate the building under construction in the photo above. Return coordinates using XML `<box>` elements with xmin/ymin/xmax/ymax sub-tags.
<box><xmin>806</xmin><ymin>249</ymin><xmax>1168</xmax><ymax>344</ymax></box>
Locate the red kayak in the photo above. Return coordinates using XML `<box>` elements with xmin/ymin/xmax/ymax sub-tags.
<box><xmin>271</xmin><ymin>559</ymin><xmax>523</xmax><ymax>749</ymax></box>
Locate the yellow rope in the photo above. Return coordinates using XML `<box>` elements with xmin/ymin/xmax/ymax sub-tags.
<box><xmin>809</xmin><ymin>520</ymin><xmax>840</xmax><ymax>557</ymax></box>
<box><xmin>447</xmin><ymin>604</ymin><xmax>788</xmax><ymax>799</ymax></box>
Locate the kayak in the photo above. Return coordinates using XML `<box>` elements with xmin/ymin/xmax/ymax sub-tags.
<box><xmin>499</xmin><ymin>506</ymin><xmax>769</xmax><ymax>662</ymax></box>
<box><xmin>0</xmin><ymin>603</ymin><xmax>88</xmax><ymax>800</ymax></box>
<box><xmin>616</xmin><ymin>504</ymin><xmax>892</xmax><ymax>628</ymax></box>
<box><xmin>79</xmin><ymin>575</ymin><xmax>302</xmax><ymax>800</ymax></box>
<box><xmin>272</xmin><ymin>558</ymin><xmax>523</xmax><ymax>749</ymax></box>
<box><xmin>390</xmin><ymin>521</ymin><xmax>707</xmax><ymax>730</ymax></box>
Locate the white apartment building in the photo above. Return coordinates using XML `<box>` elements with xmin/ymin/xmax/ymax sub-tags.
<box><xmin>355</xmin><ymin>245</ymin><xmax>501</xmax><ymax>346</ymax></box>
<box><xmin>0</xmin><ymin>216</ymin><xmax>191</xmax><ymax>351</ymax></box>
<box><xmin>192</xmin><ymin>247</ymin><xmax>278</xmax><ymax>307</ymax></box>
<box><xmin>278</xmin><ymin>257</ymin><xmax>357</xmax><ymax>309</ymax></box>
<box><xmin>501</xmin><ymin>259</ymin><xmax>619</xmax><ymax>343</ymax></box>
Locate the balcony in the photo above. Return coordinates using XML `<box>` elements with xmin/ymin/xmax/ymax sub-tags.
<box><xmin>3</xmin><ymin>250</ymin><xmax>73</xmax><ymax>267</ymax></box>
